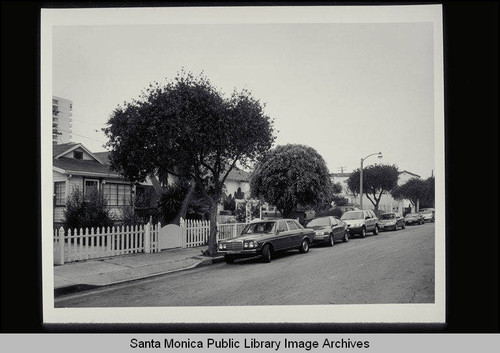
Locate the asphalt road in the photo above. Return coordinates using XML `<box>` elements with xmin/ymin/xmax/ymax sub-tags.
<box><xmin>55</xmin><ymin>222</ymin><xmax>435</xmax><ymax>307</ymax></box>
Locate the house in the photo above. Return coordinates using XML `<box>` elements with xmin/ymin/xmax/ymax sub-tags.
<box><xmin>54</xmin><ymin>142</ymin><xmax>254</xmax><ymax>227</ymax></box>
<box><xmin>224</xmin><ymin>167</ymin><xmax>250</xmax><ymax>200</ymax></box>
<box><xmin>52</xmin><ymin>142</ymin><xmax>156</xmax><ymax>227</ymax></box>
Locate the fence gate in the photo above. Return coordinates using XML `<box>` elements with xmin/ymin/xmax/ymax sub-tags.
<box><xmin>159</xmin><ymin>224</ymin><xmax>183</xmax><ymax>250</ymax></box>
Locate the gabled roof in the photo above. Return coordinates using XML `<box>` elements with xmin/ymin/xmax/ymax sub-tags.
<box><xmin>399</xmin><ymin>170</ymin><xmax>421</xmax><ymax>178</ymax></box>
<box><xmin>53</xmin><ymin>143</ymin><xmax>120</xmax><ymax>178</ymax></box>
<box><xmin>93</xmin><ymin>151</ymin><xmax>111</xmax><ymax>165</ymax></box>
<box><xmin>53</xmin><ymin>157</ymin><xmax>121</xmax><ymax>178</ymax></box>
<box><xmin>226</xmin><ymin>167</ymin><xmax>250</xmax><ymax>182</ymax></box>
<box><xmin>53</xmin><ymin>142</ymin><xmax>105</xmax><ymax>164</ymax></box>
<box><xmin>53</xmin><ymin>142</ymin><xmax>78</xmax><ymax>157</ymax></box>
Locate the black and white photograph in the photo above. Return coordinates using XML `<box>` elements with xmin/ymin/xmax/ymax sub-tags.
<box><xmin>41</xmin><ymin>5</ymin><xmax>445</xmax><ymax>324</ymax></box>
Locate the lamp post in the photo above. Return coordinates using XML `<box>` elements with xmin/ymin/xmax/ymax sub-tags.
<box><xmin>359</xmin><ymin>152</ymin><xmax>382</xmax><ymax>210</ymax></box>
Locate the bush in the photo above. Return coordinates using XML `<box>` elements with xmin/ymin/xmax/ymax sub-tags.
<box><xmin>223</xmin><ymin>194</ymin><xmax>236</xmax><ymax>212</ymax></box>
<box><xmin>122</xmin><ymin>206</ymin><xmax>160</xmax><ymax>226</ymax></box>
<box><xmin>158</xmin><ymin>179</ymin><xmax>192</xmax><ymax>223</ymax></box>
<box><xmin>234</xmin><ymin>187</ymin><xmax>245</xmax><ymax>200</ymax></box>
<box><xmin>64</xmin><ymin>188</ymin><xmax>114</xmax><ymax>230</ymax></box>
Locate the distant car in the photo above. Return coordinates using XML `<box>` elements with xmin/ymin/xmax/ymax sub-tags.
<box><xmin>378</xmin><ymin>212</ymin><xmax>406</xmax><ymax>231</ymax></box>
<box><xmin>340</xmin><ymin>210</ymin><xmax>379</xmax><ymax>238</ymax></box>
<box><xmin>405</xmin><ymin>212</ymin><xmax>425</xmax><ymax>225</ymax></box>
<box><xmin>305</xmin><ymin>216</ymin><xmax>348</xmax><ymax>246</ymax></box>
<box><xmin>419</xmin><ymin>209</ymin><xmax>435</xmax><ymax>222</ymax></box>
<box><xmin>217</xmin><ymin>219</ymin><xmax>314</xmax><ymax>263</ymax></box>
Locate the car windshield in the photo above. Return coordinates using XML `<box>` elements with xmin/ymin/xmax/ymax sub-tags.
<box><xmin>241</xmin><ymin>222</ymin><xmax>276</xmax><ymax>234</ymax></box>
<box><xmin>341</xmin><ymin>211</ymin><xmax>364</xmax><ymax>220</ymax></box>
<box><xmin>380</xmin><ymin>214</ymin><xmax>396</xmax><ymax>219</ymax></box>
<box><xmin>306</xmin><ymin>218</ymin><xmax>330</xmax><ymax>227</ymax></box>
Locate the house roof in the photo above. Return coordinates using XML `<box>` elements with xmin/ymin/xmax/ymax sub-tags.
<box><xmin>53</xmin><ymin>142</ymin><xmax>78</xmax><ymax>157</ymax></box>
<box><xmin>53</xmin><ymin>142</ymin><xmax>106</xmax><ymax>164</ymax></box>
<box><xmin>226</xmin><ymin>167</ymin><xmax>250</xmax><ymax>182</ymax></box>
<box><xmin>53</xmin><ymin>157</ymin><xmax>122</xmax><ymax>178</ymax></box>
<box><xmin>93</xmin><ymin>151</ymin><xmax>111</xmax><ymax>164</ymax></box>
<box><xmin>53</xmin><ymin>143</ymin><xmax>120</xmax><ymax>178</ymax></box>
<box><xmin>399</xmin><ymin>170</ymin><xmax>421</xmax><ymax>178</ymax></box>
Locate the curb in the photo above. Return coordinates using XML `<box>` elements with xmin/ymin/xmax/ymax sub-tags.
<box><xmin>54</xmin><ymin>255</ymin><xmax>225</xmax><ymax>298</ymax></box>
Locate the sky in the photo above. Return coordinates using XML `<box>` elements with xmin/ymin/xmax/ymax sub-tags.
<box><xmin>52</xmin><ymin>18</ymin><xmax>436</xmax><ymax>179</ymax></box>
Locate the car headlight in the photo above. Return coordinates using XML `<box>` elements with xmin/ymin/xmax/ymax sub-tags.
<box><xmin>218</xmin><ymin>243</ymin><xmax>227</xmax><ymax>250</ymax></box>
<box><xmin>243</xmin><ymin>240</ymin><xmax>258</xmax><ymax>248</ymax></box>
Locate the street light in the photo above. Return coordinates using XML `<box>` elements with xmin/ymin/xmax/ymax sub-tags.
<box><xmin>360</xmin><ymin>152</ymin><xmax>383</xmax><ymax>210</ymax></box>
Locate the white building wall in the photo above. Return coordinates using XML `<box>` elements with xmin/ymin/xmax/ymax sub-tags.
<box><xmin>225</xmin><ymin>180</ymin><xmax>250</xmax><ymax>199</ymax></box>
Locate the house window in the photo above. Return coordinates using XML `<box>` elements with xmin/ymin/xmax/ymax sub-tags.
<box><xmin>103</xmin><ymin>183</ymin><xmax>132</xmax><ymax>206</ymax></box>
<box><xmin>84</xmin><ymin>179</ymin><xmax>98</xmax><ymax>201</ymax></box>
<box><xmin>74</xmin><ymin>151</ymin><xmax>83</xmax><ymax>160</ymax></box>
<box><xmin>54</xmin><ymin>182</ymin><xmax>66</xmax><ymax>206</ymax></box>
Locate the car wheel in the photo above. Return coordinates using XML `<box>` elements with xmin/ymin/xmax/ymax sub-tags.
<box><xmin>299</xmin><ymin>239</ymin><xmax>310</xmax><ymax>253</ymax></box>
<box><xmin>224</xmin><ymin>255</ymin><xmax>235</xmax><ymax>264</ymax></box>
<box><xmin>360</xmin><ymin>227</ymin><xmax>366</xmax><ymax>238</ymax></box>
<box><xmin>328</xmin><ymin>234</ymin><xmax>335</xmax><ymax>247</ymax></box>
<box><xmin>262</xmin><ymin>244</ymin><xmax>272</xmax><ymax>263</ymax></box>
<box><xmin>373</xmin><ymin>225</ymin><xmax>379</xmax><ymax>235</ymax></box>
<box><xmin>342</xmin><ymin>231</ymin><xmax>349</xmax><ymax>243</ymax></box>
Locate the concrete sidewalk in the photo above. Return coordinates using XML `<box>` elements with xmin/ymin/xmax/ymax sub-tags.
<box><xmin>54</xmin><ymin>246</ymin><xmax>224</xmax><ymax>296</ymax></box>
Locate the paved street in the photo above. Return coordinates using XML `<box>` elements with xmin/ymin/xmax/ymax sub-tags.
<box><xmin>55</xmin><ymin>223</ymin><xmax>434</xmax><ymax>307</ymax></box>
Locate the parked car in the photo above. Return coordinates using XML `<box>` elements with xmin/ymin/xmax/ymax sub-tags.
<box><xmin>340</xmin><ymin>210</ymin><xmax>379</xmax><ymax>238</ymax></box>
<box><xmin>404</xmin><ymin>212</ymin><xmax>425</xmax><ymax>225</ymax></box>
<box><xmin>305</xmin><ymin>216</ymin><xmax>348</xmax><ymax>246</ymax></box>
<box><xmin>217</xmin><ymin>219</ymin><xmax>314</xmax><ymax>263</ymax></box>
<box><xmin>289</xmin><ymin>209</ymin><xmax>316</xmax><ymax>226</ymax></box>
<box><xmin>378</xmin><ymin>212</ymin><xmax>405</xmax><ymax>231</ymax></box>
<box><xmin>419</xmin><ymin>208</ymin><xmax>435</xmax><ymax>222</ymax></box>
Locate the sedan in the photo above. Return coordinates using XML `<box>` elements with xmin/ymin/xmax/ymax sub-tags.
<box><xmin>217</xmin><ymin>219</ymin><xmax>315</xmax><ymax>263</ymax></box>
<box><xmin>405</xmin><ymin>212</ymin><xmax>425</xmax><ymax>225</ymax></box>
<box><xmin>305</xmin><ymin>216</ymin><xmax>349</xmax><ymax>246</ymax></box>
<box><xmin>378</xmin><ymin>212</ymin><xmax>405</xmax><ymax>231</ymax></box>
<box><xmin>419</xmin><ymin>208</ymin><xmax>435</xmax><ymax>223</ymax></box>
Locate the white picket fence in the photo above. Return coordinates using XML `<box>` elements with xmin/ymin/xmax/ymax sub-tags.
<box><xmin>181</xmin><ymin>218</ymin><xmax>247</xmax><ymax>248</ymax></box>
<box><xmin>53</xmin><ymin>223</ymin><xmax>160</xmax><ymax>265</ymax></box>
<box><xmin>54</xmin><ymin>220</ymin><xmax>247</xmax><ymax>264</ymax></box>
<box><xmin>217</xmin><ymin>222</ymin><xmax>247</xmax><ymax>241</ymax></box>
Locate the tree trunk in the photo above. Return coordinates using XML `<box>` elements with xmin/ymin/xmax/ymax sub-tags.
<box><xmin>207</xmin><ymin>199</ymin><xmax>218</xmax><ymax>256</ymax></box>
<box><xmin>171</xmin><ymin>181</ymin><xmax>196</xmax><ymax>225</ymax></box>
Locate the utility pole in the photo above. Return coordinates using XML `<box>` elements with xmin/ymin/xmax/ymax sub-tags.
<box><xmin>360</xmin><ymin>152</ymin><xmax>383</xmax><ymax>210</ymax></box>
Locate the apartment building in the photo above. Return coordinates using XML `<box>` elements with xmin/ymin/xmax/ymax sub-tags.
<box><xmin>52</xmin><ymin>96</ymin><xmax>73</xmax><ymax>144</ymax></box>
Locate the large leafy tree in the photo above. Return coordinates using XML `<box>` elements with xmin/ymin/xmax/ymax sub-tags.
<box><xmin>392</xmin><ymin>176</ymin><xmax>434</xmax><ymax>209</ymax></box>
<box><xmin>347</xmin><ymin>164</ymin><xmax>399</xmax><ymax>211</ymax></box>
<box><xmin>420</xmin><ymin>176</ymin><xmax>435</xmax><ymax>208</ymax></box>
<box><xmin>250</xmin><ymin>144</ymin><xmax>333</xmax><ymax>217</ymax></box>
<box><xmin>104</xmin><ymin>71</ymin><xmax>275</xmax><ymax>255</ymax></box>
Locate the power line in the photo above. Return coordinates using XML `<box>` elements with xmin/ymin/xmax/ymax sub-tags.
<box><xmin>56</xmin><ymin>128</ymin><xmax>107</xmax><ymax>144</ymax></box>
